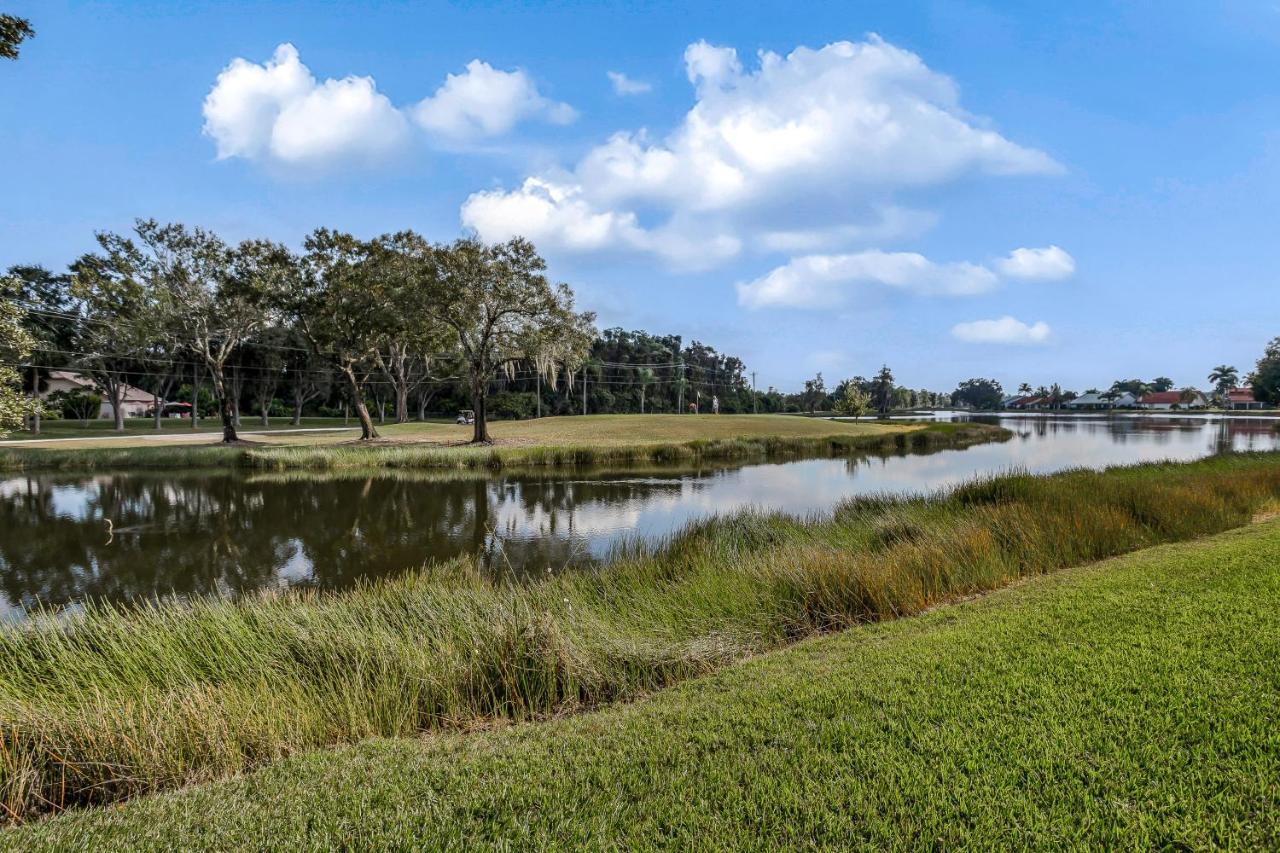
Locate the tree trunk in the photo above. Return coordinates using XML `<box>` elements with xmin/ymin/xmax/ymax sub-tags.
<box><xmin>292</xmin><ymin>395</ymin><xmax>303</xmax><ymax>426</ymax></box>
<box><xmin>107</xmin><ymin>378</ymin><xmax>125</xmax><ymax>431</ymax></box>
<box><xmin>192</xmin><ymin>364</ymin><xmax>201</xmax><ymax>429</ymax></box>
<box><xmin>260</xmin><ymin>400</ymin><xmax>270</xmax><ymax>427</ymax></box>
<box><xmin>28</xmin><ymin>389</ymin><xmax>40</xmax><ymax>435</ymax></box>
<box><xmin>342</xmin><ymin>367</ymin><xmax>378</xmax><ymax>440</ymax></box>
<box><xmin>471</xmin><ymin>380</ymin><xmax>489</xmax><ymax>444</ymax></box>
<box><xmin>395</xmin><ymin>383</ymin><xmax>409</xmax><ymax>424</ymax></box>
<box><xmin>209</xmin><ymin>369</ymin><xmax>238</xmax><ymax>443</ymax></box>
<box><xmin>154</xmin><ymin>393</ymin><xmax>163</xmax><ymax>430</ymax></box>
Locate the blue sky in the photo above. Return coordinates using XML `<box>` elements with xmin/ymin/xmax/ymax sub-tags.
<box><xmin>2</xmin><ymin>1</ymin><xmax>1278</xmax><ymax>392</ymax></box>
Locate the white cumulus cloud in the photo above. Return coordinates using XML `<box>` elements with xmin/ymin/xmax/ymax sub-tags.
<box><xmin>736</xmin><ymin>250</ymin><xmax>1000</xmax><ymax>309</ymax></box>
<box><xmin>202</xmin><ymin>44</ymin><xmax>409</xmax><ymax>168</ymax></box>
<box><xmin>462</xmin><ymin>35</ymin><xmax>1059</xmax><ymax>263</ymax></box>
<box><xmin>414</xmin><ymin>60</ymin><xmax>576</xmax><ymax>142</ymax></box>
<box><xmin>951</xmin><ymin>316</ymin><xmax>1052</xmax><ymax>345</ymax></box>
<box><xmin>607</xmin><ymin>71</ymin><xmax>652</xmax><ymax>95</ymax></box>
<box><xmin>203</xmin><ymin>45</ymin><xmax>573</xmax><ymax>170</ymax></box>
<box><xmin>996</xmin><ymin>245</ymin><xmax>1075</xmax><ymax>281</ymax></box>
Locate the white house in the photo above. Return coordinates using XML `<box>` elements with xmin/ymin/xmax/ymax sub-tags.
<box><xmin>39</xmin><ymin>370</ymin><xmax>155</xmax><ymax>419</ymax></box>
<box><xmin>1065</xmin><ymin>391</ymin><xmax>1137</xmax><ymax>410</ymax></box>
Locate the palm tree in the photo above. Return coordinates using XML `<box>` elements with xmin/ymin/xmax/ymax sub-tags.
<box><xmin>1018</xmin><ymin>382</ymin><xmax>1032</xmax><ymax>396</ymax></box>
<box><xmin>1208</xmin><ymin>365</ymin><xmax>1238</xmax><ymax>401</ymax></box>
<box><xmin>636</xmin><ymin>367</ymin><xmax>655</xmax><ymax>414</ymax></box>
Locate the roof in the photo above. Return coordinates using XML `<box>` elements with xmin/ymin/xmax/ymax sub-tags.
<box><xmin>45</xmin><ymin>370</ymin><xmax>154</xmax><ymax>403</ymax></box>
<box><xmin>1139</xmin><ymin>391</ymin><xmax>1202</xmax><ymax>404</ymax></box>
<box><xmin>47</xmin><ymin>369</ymin><xmax>94</xmax><ymax>387</ymax></box>
<box><xmin>1226</xmin><ymin>388</ymin><xmax>1256</xmax><ymax>403</ymax></box>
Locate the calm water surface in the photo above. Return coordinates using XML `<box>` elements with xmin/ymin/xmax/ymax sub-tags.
<box><xmin>3</xmin><ymin>414</ymin><xmax>1277</xmax><ymax>618</ymax></box>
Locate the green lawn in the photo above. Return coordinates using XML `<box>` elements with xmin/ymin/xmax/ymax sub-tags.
<box><xmin>9</xmin><ymin>520</ymin><xmax>1278</xmax><ymax>849</ymax></box>
<box><xmin>0</xmin><ymin>416</ymin><xmax>357</xmax><ymax>444</ymax></box>
<box><xmin>2</xmin><ymin>413</ymin><xmax>905</xmax><ymax>449</ymax></box>
<box><xmin>0</xmin><ymin>413</ymin><xmax>950</xmax><ymax>469</ymax></box>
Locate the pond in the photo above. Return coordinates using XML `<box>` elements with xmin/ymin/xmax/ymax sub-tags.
<box><xmin>2</xmin><ymin>414</ymin><xmax>1277</xmax><ymax>618</ymax></box>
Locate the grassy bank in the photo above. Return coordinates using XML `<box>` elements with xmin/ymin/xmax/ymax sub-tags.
<box><xmin>11</xmin><ymin>521</ymin><xmax>1277</xmax><ymax>848</ymax></box>
<box><xmin>0</xmin><ymin>416</ymin><xmax>997</xmax><ymax>471</ymax></box>
<box><xmin>0</xmin><ymin>417</ymin><xmax>357</xmax><ymax>444</ymax></box>
<box><xmin>0</xmin><ymin>452</ymin><xmax>1277</xmax><ymax>822</ymax></box>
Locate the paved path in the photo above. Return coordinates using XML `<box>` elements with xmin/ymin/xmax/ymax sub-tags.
<box><xmin>1</xmin><ymin>426</ymin><xmax>359</xmax><ymax>447</ymax></box>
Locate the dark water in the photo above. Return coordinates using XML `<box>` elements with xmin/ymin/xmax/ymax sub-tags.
<box><xmin>2</xmin><ymin>414</ymin><xmax>1277</xmax><ymax>618</ymax></box>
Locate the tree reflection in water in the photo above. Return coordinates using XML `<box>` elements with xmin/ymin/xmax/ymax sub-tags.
<box><xmin>2</xmin><ymin>415</ymin><xmax>1277</xmax><ymax>617</ymax></box>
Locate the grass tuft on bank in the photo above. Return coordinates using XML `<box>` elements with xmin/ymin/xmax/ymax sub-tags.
<box><xmin>0</xmin><ymin>451</ymin><xmax>1276</xmax><ymax>822</ymax></box>
<box><xmin>8</xmin><ymin>518</ymin><xmax>1280</xmax><ymax>848</ymax></box>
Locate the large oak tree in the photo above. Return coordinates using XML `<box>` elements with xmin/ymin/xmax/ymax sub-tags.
<box><xmin>419</xmin><ymin>237</ymin><xmax>594</xmax><ymax>443</ymax></box>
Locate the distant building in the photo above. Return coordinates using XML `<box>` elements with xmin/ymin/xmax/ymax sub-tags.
<box><xmin>39</xmin><ymin>370</ymin><xmax>155</xmax><ymax>419</ymax></box>
<box><xmin>1224</xmin><ymin>388</ymin><xmax>1268</xmax><ymax>410</ymax></box>
<box><xmin>1136</xmin><ymin>390</ymin><xmax>1208</xmax><ymax>410</ymax></box>
<box><xmin>1065</xmin><ymin>391</ymin><xmax>1136</xmax><ymax>410</ymax></box>
<box><xmin>1007</xmin><ymin>395</ymin><xmax>1051</xmax><ymax>410</ymax></box>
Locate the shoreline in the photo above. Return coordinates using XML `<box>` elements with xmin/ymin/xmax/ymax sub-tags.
<box><xmin>1</xmin><ymin>450</ymin><xmax>1276</xmax><ymax>823</ymax></box>
<box><xmin>0</xmin><ymin>419</ymin><xmax>1007</xmax><ymax>472</ymax></box>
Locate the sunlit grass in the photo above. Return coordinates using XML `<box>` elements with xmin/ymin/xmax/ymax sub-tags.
<box><xmin>0</xmin><ymin>451</ymin><xmax>1276</xmax><ymax>822</ymax></box>
<box><xmin>11</xmin><ymin>520</ymin><xmax>1277</xmax><ymax>848</ymax></box>
<box><xmin>0</xmin><ymin>417</ymin><xmax>996</xmax><ymax>472</ymax></box>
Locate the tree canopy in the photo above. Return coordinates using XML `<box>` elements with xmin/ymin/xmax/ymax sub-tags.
<box><xmin>0</xmin><ymin>14</ymin><xmax>34</xmax><ymax>60</ymax></box>
<box><xmin>1251</xmin><ymin>338</ymin><xmax>1280</xmax><ymax>405</ymax></box>
<box><xmin>952</xmin><ymin>378</ymin><xmax>1004</xmax><ymax>411</ymax></box>
<box><xmin>0</xmin><ymin>275</ymin><xmax>38</xmax><ymax>433</ymax></box>
<box><xmin>420</xmin><ymin>237</ymin><xmax>595</xmax><ymax>442</ymax></box>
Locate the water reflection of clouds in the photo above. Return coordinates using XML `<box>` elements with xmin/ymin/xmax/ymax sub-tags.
<box><xmin>3</xmin><ymin>415</ymin><xmax>1277</xmax><ymax>616</ymax></box>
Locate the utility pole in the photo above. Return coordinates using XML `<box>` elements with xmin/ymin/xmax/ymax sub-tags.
<box><xmin>752</xmin><ymin>371</ymin><xmax>757</xmax><ymax>414</ymax></box>
<box><xmin>536</xmin><ymin>372</ymin><xmax>542</xmax><ymax>418</ymax></box>
<box><xmin>191</xmin><ymin>362</ymin><xmax>200</xmax><ymax>429</ymax></box>
<box><xmin>677</xmin><ymin>358</ymin><xmax>685</xmax><ymax>413</ymax></box>
<box><xmin>582</xmin><ymin>366</ymin><xmax>588</xmax><ymax>416</ymax></box>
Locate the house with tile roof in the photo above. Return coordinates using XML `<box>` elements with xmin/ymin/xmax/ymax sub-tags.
<box><xmin>1136</xmin><ymin>390</ymin><xmax>1208</xmax><ymax>410</ymax></box>
<box><xmin>40</xmin><ymin>370</ymin><xmax>156</xmax><ymax>419</ymax></box>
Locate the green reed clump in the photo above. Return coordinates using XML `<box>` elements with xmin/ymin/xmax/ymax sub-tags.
<box><xmin>1</xmin><ymin>452</ymin><xmax>1276</xmax><ymax>822</ymax></box>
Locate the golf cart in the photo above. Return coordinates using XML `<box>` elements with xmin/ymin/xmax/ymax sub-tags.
<box><xmin>455</xmin><ymin>409</ymin><xmax>475</xmax><ymax>425</ymax></box>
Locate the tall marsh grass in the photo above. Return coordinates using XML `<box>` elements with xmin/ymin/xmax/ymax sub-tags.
<box><xmin>1</xmin><ymin>451</ymin><xmax>1277</xmax><ymax>822</ymax></box>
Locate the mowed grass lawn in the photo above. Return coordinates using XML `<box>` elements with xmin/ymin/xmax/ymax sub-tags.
<box><xmin>3</xmin><ymin>413</ymin><xmax>909</xmax><ymax>451</ymax></box>
<box><xmin>11</xmin><ymin>521</ymin><xmax>1278</xmax><ymax>849</ymax></box>
<box><xmin>0</xmin><ymin>416</ymin><xmax>358</xmax><ymax>447</ymax></box>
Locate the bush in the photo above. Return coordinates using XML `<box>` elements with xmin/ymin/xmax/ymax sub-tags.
<box><xmin>488</xmin><ymin>391</ymin><xmax>537</xmax><ymax>420</ymax></box>
<box><xmin>45</xmin><ymin>388</ymin><xmax>102</xmax><ymax>422</ymax></box>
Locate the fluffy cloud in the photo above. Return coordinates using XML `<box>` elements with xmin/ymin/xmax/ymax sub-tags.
<box><xmin>203</xmin><ymin>45</ymin><xmax>572</xmax><ymax>170</ymax></box>
<box><xmin>463</xmin><ymin>35</ymin><xmax>1059</xmax><ymax>263</ymax></box>
<box><xmin>414</xmin><ymin>60</ymin><xmax>576</xmax><ymax>142</ymax></box>
<box><xmin>736</xmin><ymin>250</ymin><xmax>999</xmax><ymax>309</ymax></box>
<box><xmin>996</xmin><ymin>245</ymin><xmax>1075</xmax><ymax>281</ymax></box>
<box><xmin>951</xmin><ymin>316</ymin><xmax>1052</xmax><ymax>345</ymax></box>
<box><xmin>607</xmin><ymin>71</ymin><xmax>652</xmax><ymax>95</ymax></box>
<box><xmin>202</xmin><ymin>44</ymin><xmax>409</xmax><ymax>168</ymax></box>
